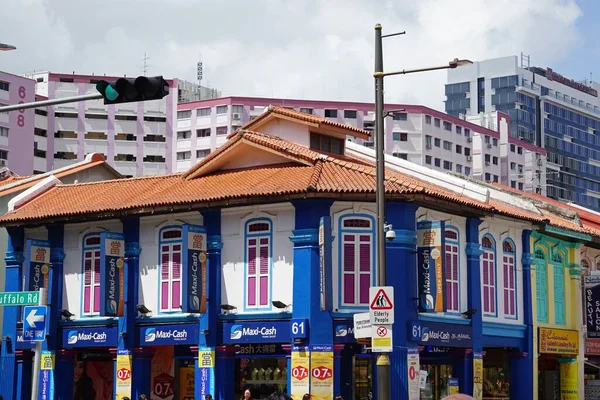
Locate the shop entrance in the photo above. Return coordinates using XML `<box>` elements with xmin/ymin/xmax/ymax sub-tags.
<box><xmin>234</xmin><ymin>344</ymin><xmax>288</xmax><ymax>399</ymax></box>
<box><xmin>420</xmin><ymin>364</ymin><xmax>453</xmax><ymax>400</ymax></box>
<box><xmin>352</xmin><ymin>355</ymin><xmax>373</xmax><ymax>400</ymax></box>
<box><xmin>73</xmin><ymin>350</ymin><xmax>114</xmax><ymax>400</ymax></box>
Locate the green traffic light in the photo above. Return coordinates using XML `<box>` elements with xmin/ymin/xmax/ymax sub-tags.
<box><xmin>95</xmin><ymin>81</ymin><xmax>119</xmax><ymax>102</ymax></box>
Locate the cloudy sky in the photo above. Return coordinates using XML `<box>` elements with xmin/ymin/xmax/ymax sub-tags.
<box><xmin>2</xmin><ymin>0</ymin><xmax>599</xmax><ymax>109</ymax></box>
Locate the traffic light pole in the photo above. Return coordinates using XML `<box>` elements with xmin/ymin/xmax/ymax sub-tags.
<box><xmin>0</xmin><ymin>93</ymin><xmax>103</xmax><ymax>113</ymax></box>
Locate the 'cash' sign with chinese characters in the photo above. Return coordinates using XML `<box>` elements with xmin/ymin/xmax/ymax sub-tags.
<box><xmin>182</xmin><ymin>224</ymin><xmax>207</xmax><ymax>313</ymax></box>
<box><xmin>417</xmin><ymin>221</ymin><xmax>445</xmax><ymax>313</ymax></box>
<box><xmin>24</xmin><ymin>239</ymin><xmax>50</xmax><ymax>302</ymax></box>
<box><xmin>586</xmin><ymin>275</ymin><xmax>600</xmax><ymax>338</ymax></box>
<box><xmin>99</xmin><ymin>232</ymin><xmax>125</xmax><ymax>317</ymax></box>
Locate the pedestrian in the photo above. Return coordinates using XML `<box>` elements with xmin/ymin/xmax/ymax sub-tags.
<box><xmin>139</xmin><ymin>395</ymin><xmax>148</xmax><ymax>400</ymax></box>
<box><xmin>442</xmin><ymin>395</ymin><xmax>474</xmax><ymax>400</ymax></box>
<box><xmin>267</xmin><ymin>391</ymin><xmax>291</xmax><ymax>400</ymax></box>
<box><xmin>241</xmin><ymin>389</ymin><xmax>252</xmax><ymax>400</ymax></box>
<box><xmin>205</xmin><ymin>395</ymin><xmax>213</xmax><ymax>400</ymax></box>
<box><xmin>335</xmin><ymin>396</ymin><xmax>344</xmax><ymax>400</ymax></box>
<box><xmin>303</xmin><ymin>394</ymin><xmax>311</xmax><ymax>400</ymax></box>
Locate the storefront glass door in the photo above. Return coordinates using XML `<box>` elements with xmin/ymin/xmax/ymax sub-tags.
<box><xmin>420</xmin><ymin>364</ymin><xmax>453</xmax><ymax>400</ymax></box>
<box><xmin>353</xmin><ymin>356</ymin><xmax>372</xmax><ymax>400</ymax></box>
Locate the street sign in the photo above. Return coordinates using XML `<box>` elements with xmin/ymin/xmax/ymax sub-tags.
<box><xmin>353</xmin><ymin>312</ymin><xmax>372</xmax><ymax>339</ymax></box>
<box><xmin>0</xmin><ymin>291</ymin><xmax>40</xmax><ymax>306</ymax></box>
<box><xmin>23</xmin><ymin>305</ymin><xmax>48</xmax><ymax>342</ymax></box>
<box><xmin>369</xmin><ymin>286</ymin><xmax>394</xmax><ymax>324</ymax></box>
<box><xmin>371</xmin><ymin>324</ymin><xmax>393</xmax><ymax>352</ymax></box>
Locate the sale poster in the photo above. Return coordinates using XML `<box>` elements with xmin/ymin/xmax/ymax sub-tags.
<box><xmin>116</xmin><ymin>349</ymin><xmax>132</xmax><ymax>399</ymax></box>
<box><xmin>407</xmin><ymin>348</ymin><xmax>420</xmax><ymax>400</ymax></box>
<box><xmin>151</xmin><ymin>346</ymin><xmax>175</xmax><ymax>400</ymax></box>
<box><xmin>178</xmin><ymin>360</ymin><xmax>195</xmax><ymax>400</ymax></box>
<box><xmin>197</xmin><ymin>347</ymin><xmax>215</xmax><ymax>399</ymax></box>
<box><xmin>310</xmin><ymin>345</ymin><xmax>333</xmax><ymax>400</ymax></box>
<box><xmin>291</xmin><ymin>346</ymin><xmax>310</xmax><ymax>400</ymax></box>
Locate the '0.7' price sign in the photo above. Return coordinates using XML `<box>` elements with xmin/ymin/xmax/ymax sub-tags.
<box><xmin>310</xmin><ymin>345</ymin><xmax>334</xmax><ymax>398</ymax></box>
<box><xmin>292</xmin><ymin>365</ymin><xmax>309</xmax><ymax>380</ymax></box>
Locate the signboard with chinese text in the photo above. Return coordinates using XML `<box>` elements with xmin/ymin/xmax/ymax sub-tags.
<box><xmin>417</xmin><ymin>221</ymin><xmax>445</xmax><ymax>312</ymax></box>
<box><xmin>182</xmin><ymin>224</ymin><xmax>207</xmax><ymax>313</ymax></box>
<box><xmin>197</xmin><ymin>347</ymin><xmax>215</xmax><ymax>399</ymax></box>
<box><xmin>99</xmin><ymin>232</ymin><xmax>125</xmax><ymax>317</ymax></box>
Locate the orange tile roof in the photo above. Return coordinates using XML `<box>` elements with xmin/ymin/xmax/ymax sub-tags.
<box><xmin>0</xmin><ymin>130</ymin><xmax>596</xmax><ymax>241</ymax></box>
<box><xmin>228</xmin><ymin>105</ymin><xmax>371</xmax><ymax>139</ymax></box>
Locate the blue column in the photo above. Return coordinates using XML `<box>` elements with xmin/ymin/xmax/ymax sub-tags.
<box><xmin>510</xmin><ymin>230</ymin><xmax>534</xmax><ymax>399</ymax></box>
<box><xmin>215</xmin><ymin>347</ymin><xmax>234</xmax><ymax>400</ymax></box>
<box><xmin>385</xmin><ymin>202</ymin><xmax>418</xmax><ymax>400</ymax></box>
<box><xmin>464</xmin><ymin>217</ymin><xmax>483</xmax><ymax>396</ymax></box>
<box><xmin>45</xmin><ymin>224</ymin><xmax>65</xmax><ymax>351</ymax></box>
<box><xmin>198</xmin><ymin>209</ymin><xmax>222</xmax><ymax>399</ymax></box>
<box><xmin>452</xmin><ymin>352</ymin><xmax>470</xmax><ymax>394</ymax></box>
<box><xmin>16</xmin><ymin>351</ymin><xmax>34</xmax><ymax>400</ymax></box>
<box><xmin>0</xmin><ymin>226</ymin><xmax>24</xmax><ymax>400</ymax></box>
<box><xmin>133</xmin><ymin>348</ymin><xmax>154</xmax><ymax>398</ymax></box>
<box><xmin>55</xmin><ymin>350</ymin><xmax>76</xmax><ymax>400</ymax></box>
<box><xmin>290</xmin><ymin>199</ymin><xmax>333</xmax><ymax>345</ymax></box>
<box><xmin>120</xmin><ymin>216</ymin><xmax>141</xmax><ymax>398</ymax></box>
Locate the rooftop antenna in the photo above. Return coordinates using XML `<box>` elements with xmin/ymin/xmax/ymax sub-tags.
<box><xmin>142</xmin><ymin>52</ymin><xmax>150</xmax><ymax>76</ymax></box>
<box><xmin>197</xmin><ymin>54</ymin><xmax>203</xmax><ymax>100</ymax></box>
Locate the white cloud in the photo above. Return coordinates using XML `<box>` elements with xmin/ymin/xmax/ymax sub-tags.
<box><xmin>2</xmin><ymin>0</ymin><xmax>583</xmax><ymax>109</ymax></box>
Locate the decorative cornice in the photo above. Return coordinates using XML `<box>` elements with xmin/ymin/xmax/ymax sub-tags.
<box><xmin>387</xmin><ymin>229</ymin><xmax>417</xmax><ymax>247</ymax></box>
<box><xmin>207</xmin><ymin>235</ymin><xmax>224</xmax><ymax>251</ymax></box>
<box><xmin>50</xmin><ymin>248</ymin><xmax>66</xmax><ymax>263</ymax></box>
<box><xmin>124</xmin><ymin>242</ymin><xmax>142</xmax><ymax>259</ymax></box>
<box><xmin>289</xmin><ymin>228</ymin><xmax>319</xmax><ymax>245</ymax></box>
<box><xmin>465</xmin><ymin>242</ymin><xmax>482</xmax><ymax>257</ymax></box>
<box><xmin>5</xmin><ymin>251</ymin><xmax>24</xmax><ymax>266</ymax></box>
<box><xmin>521</xmin><ymin>252</ymin><xmax>535</xmax><ymax>265</ymax></box>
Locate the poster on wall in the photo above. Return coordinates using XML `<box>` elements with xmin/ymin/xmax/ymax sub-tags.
<box><xmin>151</xmin><ymin>346</ymin><xmax>175</xmax><ymax>400</ymax></box>
<box><xmin>416</xmin><ymin>221</ymin><xmax>445</xmax><ymax>313</ymax></box>
<box><xmin>585</xmin><ymin>275</ymin><xmax>600</xmax><ymax>338</ymax></box>
<box><xmin>24</xmin><ymin>239</ymin><xmax>50</xmax><ymax>303</ymax></box>
<box><xmin>291</xmin><ymin>346</ymin><xmax>311</xmax><ymax>400</ymax></box>
<box><xmin>115</xmin><ymin>350</ymin><xmax>132</xmax><ymax>399</ymax></box>
<box><xmin>472</xmin><ymin>352</ymin><xmax>483</xmax><ymax>400</ymax></box>
<box><xmin>407</xmin><ymin>348</ymin><xmax>420</xmax><ymax>400</ymax></box>
<box><xmin>310</xmin><ymin>345</ymin><xmax>333</xmax><ymax>400</ymax></box>
<box><xmin>178</xmin><ymin>360</ymin><xmax>195</xmax><ymax>400</ymax></box>
<box><xmin>73</xmin><ymin>354</ymin><xmax>114</xmax><ymax>400</ymax></box>
<box><xmin>182</xmin><ymin>224</ymin><xmax>207</xmax><ymax>313</ymax></box>
<box><xmin>319</xmin><ymin>216</ymin><xmax>332</xmax><ymax>311</ymax></box>
<box><xmin>99</xmin><ymin>232</ymin><xmax>125</xmax><ymax>317</ymax></box>
<box><xmin>559</xmin><ymin>360</ymin><xmax>578</xmax><ymax>399</ymax></box>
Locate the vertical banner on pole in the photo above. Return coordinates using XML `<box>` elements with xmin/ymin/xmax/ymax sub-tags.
<box><xmin>310</xmin><ymin>345</ymin><xmax>333</xmax><ymax>400</ymax></box>
<box><xmin>99</xmin><ymin>232</ymin><xmax>125</xmax><ymax>317</ymax></box>
<box><xmin>416</xmin><ymin>221</ymin><xmax>446</xmax><ymax>313</ymax></box>
<box><xmin>559</xmin><ymin>359</ymin><xmax>578</xmax><ymax>400</ymax></box>
<box><xmin>39</xmin><ymin>351</ymin><xmax>55</xmax><ymax>400</ymax></box>
<box><xmin>290</xmin><ymin>346</ymin><xmax>311</xmax><ymax>399</ymax></box>
<box><xmin>197</xmin><ymin>347</ymin><xmax>215</xmax><ymax>398</ymax></box>
<box><xmin>182</xmin><ymin>224</ymin><xmax>207</xmax><ymax>314</ymax></box>
<box><xmin>473</xmin><ymin>352</ymin><xmax>483</xmax><ymax>400</ymax></box>
<box><xmin>24</xmin><ymin>239</ymin><xmax>51</xmax><ymax>305</ymax></box>
<box><xmin>116</xmin><ymin>349</ymin><xmax>132</xmax><ymax>399</ymax></box>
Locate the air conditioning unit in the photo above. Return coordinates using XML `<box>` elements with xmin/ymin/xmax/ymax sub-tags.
<box><xmin>487</xmin><ymin>144</ymin><xmax>492</xmax><ymax>149</ymax></box>
<box><xmin>537</xmin><ymin>159</ymin><xmax>543</xmax><ymax>166</ymax></box>
<box><xmin>466</xmin><ymin>156</ymin><xmax>472</xmax><ymax>161</ymax></box>
<box><xmin>0</xmin><ymin>159</ymin><xmax>5</xmax><ymax>166</ymax></box>
<box><xmin>518</xmin><ymin>173</ymin><xmax>524</xmax><ymax>178</ymax></box>
<box><xmin>485</xmin><ymin>161</ymin><xmax>490</xmax><ymax>166</ymax></box>
<box><xmin>426</xmin><ymin>144</ymin><xmax>432</xmax><ymax>149</ymax></box>
<box><xmin>467</xmin><ymin>137</ymin><xmax>472</xmax><ymax>143</ymax></box>
<box><xmin>232</xmin><ymin>113</ymin><xmax>242</xmax><ymax>120</ymax></box>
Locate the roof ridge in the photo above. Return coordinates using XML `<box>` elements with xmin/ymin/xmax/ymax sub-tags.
<box><xmin>57</xmin><ymin>172</ymin><xmax>182</xmax><ymax>187</ymax></box>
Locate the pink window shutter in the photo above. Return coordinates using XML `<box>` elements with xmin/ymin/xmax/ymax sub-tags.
<box><xmin>247</xmin><ymin>245</ymin><xmax>257</xmax><ymax>306</ymax></box>
<box><xmin>259</xmin><ymin>242</ymin><xmax>269</xmax><ymax>306</ymax></box>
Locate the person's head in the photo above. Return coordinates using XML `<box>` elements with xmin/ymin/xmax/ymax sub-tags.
<box><xmin>205</xmin><ymin>396</ymin><xmax>213</xmax><ymax>400</ymax></box>
<box><xmin>443</xmin><ymin>395</ymin><xmax>474</xmax><ymax>400</ymax></box>
<box><xmin>139</xmin><ymin>395</ymin><xmax>148</xmax><ymax>400</ymax></box>
<box><xmin>244</xmin><ymin>389</ymin><xmax>252</xmax><ymax>399</ymax></box>
<box><xmin>335</xmin><ymin>397</ymin><xmax>344</xmax><ymax>400</ymax></box>
<box><xmin>303</xmin><ymin>395</ymin><xmax>311</xmax><ymax>400</ymax></box>
<box><xmin>267</xmin><ymin>391</ymin><xmax>291</xmax><ymax>400</ymax></box>
<box><xmin>74</xmin><ymin>360</ymin><xmax>85</xmax><ymax>381</ymax></box>
<box><xmin>122</xmin><ymin>397</ymin><xmax>131</xmax><ymax>400</ymax></box>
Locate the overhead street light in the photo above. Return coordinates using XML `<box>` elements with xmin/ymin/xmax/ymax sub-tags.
<box><xmin>0</xmin><ymin>42</ymin><xmax>17</xmax><ymax>51</ymax></box>
<box><xmin>373</xmin><ymin>23</ymin><xmax>470</xmax><ymax>400</ymax></box>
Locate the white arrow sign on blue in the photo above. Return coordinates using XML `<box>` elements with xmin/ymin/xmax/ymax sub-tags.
<box><xmin>23</xmin><ymin>306</ymin><xmax>48</xmax><ymax>342</ymax></box>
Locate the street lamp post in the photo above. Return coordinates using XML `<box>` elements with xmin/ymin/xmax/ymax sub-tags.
<box><xmin>373</xmin><ymin>23</ymin><xmax>471</xmax><ymax>400</ymax></box>
<box><xmin>0</xmin><ymin>42</ymin><xmax>17</xmax><ymax>51</ymax></box>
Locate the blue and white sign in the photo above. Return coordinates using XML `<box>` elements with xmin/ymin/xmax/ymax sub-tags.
<box><xmin>23</xmin><ymin>305</ymin><xmax>47</xmax><ymax>342</ymax></box>
<box><xmin>24</xmin><ymin>239</ymin><xmax>51</xmax><ymax>293</ymax></box>
<box><xmin>319</xmin><ymin>216</ymin><xmax>333</xmax><ymax>311</ymax></box>
<box><xmin>16</xmin><ymin>330</ymin><xmax>36</xmax><ymax>349</ymax></box>
<box><xmin>139</xmin><ymin>323</ymin><xmax>199</xmax><ymax>346</ymax></box>
<box><xmin>334</xmin><ymin>322</ymin><xmax>355</xmax><ymax>343</ymax></box>
<box><xmin>182</xmin><ymin>224</ymin><xmax>207</xmax><ymax>314</ymax></box>
<box><xmin>99</xmin><ymin>232</ymin><xmax>125</xmax><ymax>317</ymax></box>
<box><xmin>223</xmin><ymin>321</ymin><xmax>291</xmax><ymax>344</ymax></box>
<box><xmin>62</xmin><ymin>326</ymin><xmax>118</xmax><ymax>348</ymax></box>
<box><xmin>290</xmin><ymin>318</ymin><xmax>308</xmax><ymax>339</ymax></box>
<box><xmin>409</xmin><ymin>321</ymin><xmax>472</xmax><ymax>347</ymax></box>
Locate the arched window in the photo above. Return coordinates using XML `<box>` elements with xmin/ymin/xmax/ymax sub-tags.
<box><xmin>534</xmin><ymin>247</ymin><xmax>548</xmax><ymax>323</ymax></box>
<box><xmin>502</xmin><ymin>239</ymin><xmax>516</xmax><ymax>318</ymax></box>
<box><xmin>340</xmin><ymin>216</ymin><xmax>374</xmax><ymax>307</ymax></box>
<box><xmin>159</xmin><ymin>227</ymin><xmax>182</xmax><ymax>312</ymax></box>
<box><xmin>552</xmin><ymin>250</ymin><xmax>565</xmax><ymax>325</ymax></box>
<box><xmin>481</xmin><ymin>235</ymin><xmax>496</xmax><ymax>315</ymax></box>
<box><xmin>581</xmin><ymin>259</ymin><xmax>590</xmax><ymax>271</ymax></box>
<box><xmin>444</xmin><ymin>227</ymin><xmax>460</xmax><ymax>313</ymax></box>
<box><xmin>82</xmin><ymin>233</ymin><xmax>101</xmax><ymax>316</ymax></box>
<box><xmin>245</xmin><ymin>219</ymin><xmax>272</xmax><ymax>309</ymax></box>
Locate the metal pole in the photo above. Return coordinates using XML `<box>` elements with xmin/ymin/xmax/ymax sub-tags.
<box><xmin>374</xmin><ymin>23</ymin><xmax>391</xmax><ymax>400</ymax></box>
<box><xmin>31</xmin><ymin>287</ymin><xmax>45</xmax><ymax>400</ymax></box>
<box><xmin>0</xmin><ymin>93</ymin><xmax>103</xmax><ymax>113</ymax></box>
